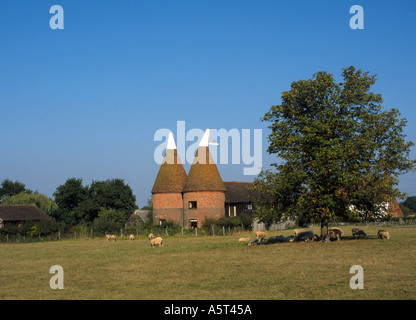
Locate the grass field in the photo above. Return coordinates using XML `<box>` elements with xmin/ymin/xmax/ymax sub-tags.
<box><xmin>1</xmin><ymin>225</ymin><xmax>415</xmax><ymax>300</ymax></box>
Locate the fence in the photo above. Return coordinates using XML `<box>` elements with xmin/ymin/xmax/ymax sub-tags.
<box><xmin>2</xmin><ymin>217</ymin><xmax>415</xmax><ymax>243</ymax></box>
<box><xmin>0</xmin><ymin>225</ymin><xmax>251</xmax><ymax>243</ymax></box>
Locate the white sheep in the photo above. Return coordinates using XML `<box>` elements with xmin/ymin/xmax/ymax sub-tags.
<box><xmin>110</xmin><ymin>235</ymin><xmax>116</xmax><ymax>241</ymax></box>
<box><xmin>105</xmin><ymin>234</ymin><xmax>111</xmax><ymax>241</ymax></box>
<box><xmin>256</xmin><ymin>231</ymin><xmax>266</xmax><ymax>240</ymax></box>
<box><xmin>351</xmin><ymin>228</ymin><xmax>366</xmax><ymax>237</ymax></box>
<box><xmin>151</xmin><ymin>237</ymin><xmax>163</xmax><ymax>247</ymax></box>
<box><xmin>129</xmin><ymin>234</ymin><xmax>135</xmax><ymax>241</ymax></box>
<box><xmin>148</xmin><ymin>233</ymin><xmax>155</xmax><ymax>240</ymax></box>
<box><xmin>378</xmin><ymin>230</ymin><xmax>390</xmax><ymax>240</ymax></box>
<box><xmin>328</xmin><ymin>228</ymin><xmax>343</xmax><ymax>240</ymax></box>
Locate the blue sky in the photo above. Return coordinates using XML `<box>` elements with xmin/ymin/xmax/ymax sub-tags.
<box><xmin>1</xmin><ymin>0</ymin><xmax>415</xmax><ymax>207</ymax></box>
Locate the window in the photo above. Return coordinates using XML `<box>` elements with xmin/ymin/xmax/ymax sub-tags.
<box><xmin>228</xmin><ymin>205</ymin><xmax>236</xmax><ymax>217</ymax></box>
<box><xmin>188</xmin><ymin>201</ymin><xmax>197</xmax><ymax>209</ymax></box>
<box><xmin>190</xmin><ymin>219</ymin><xmax>198</xmax><ymax>229</ymax></box>
<box><xmin>246</xmin><ymin>204</ymin><xmax>253</xmax><ymax>210</ymax></box>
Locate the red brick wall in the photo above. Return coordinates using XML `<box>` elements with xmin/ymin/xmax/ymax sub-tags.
<box><xmin>152</xmin><ymin>191</ymin><xmax>226</xmax><ymax>227</ymax></box>
<box><xmin>183</xmin><ymin>191</ymin><xmax>225</xmax><ymax>228</ymax></box>
<box><xmin>153</xmin><ymin>193</ymin><xmax>184</xmax><ymax>225</ymax></box>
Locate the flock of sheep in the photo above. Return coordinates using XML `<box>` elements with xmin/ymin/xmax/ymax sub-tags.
<box><xmin>105</xmin><ymin>233</ymin><xmax>164</xmax><ymax>247</ymax></box>
<box><xmin>104</xmin><ymin>227</ymin><xmax>391</xmax><ymax>248</ymax></box>
<box><xmin>240</xmin><ymin>228</ymin><xmax>391</xmax><ymax>246</ymax></box>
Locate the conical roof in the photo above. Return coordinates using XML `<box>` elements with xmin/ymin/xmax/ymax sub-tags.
<box><xmin>183</xmin><ymin>129</ymin><xmax>226</xmax><ymax>193</ymax></box>
<box><xmin>152</xmin><ymin>133</ymin><xmax>187</xmax><ymax>194</ymax></box>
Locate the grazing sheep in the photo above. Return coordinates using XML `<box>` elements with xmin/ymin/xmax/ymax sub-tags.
<box><xmin>239</xmin><ymin>237</ymin><xmax>251</xmax><ymax>242</ymax></box>
<box><xmin>105</xmin><ymin>234</ymin><xmax>111</xmax><ymax>241</ymax></box>
<box><xmin>129</xmin><ymin>234</ymin><xmax>135</xmax><ymax>241</ymax></box>
<box><xmin>331</xmin><ymin>227</ymin><xmax>344</xmax><ymax>235</ymax></box>
<box><xmin>148</xmin><ymin>233</ymin><xmax>154</xmax><ymax>240</ymax></box>
<box><xmin>378</xmin><ymin>230</ymin><xmax>390</xmax><ymax>240</ymax></box>
<box><xmin>328</xmin><ymin>230</ymin><xmax>340</xmax><ymax>241</ymax></box>
<box><xmin>352</xmin><ymin>228</ymin><xmax>366</xmax><ymax>238</ymax></box>
<box><xmin>294</xmin><ymin>230</ymin><xmax>314</xmax><ymax>242</ymax></box>
<box><xmin>151</xmin><ymin>237</ymin><xmax>164</xmax><ymax>247</ymax></box>
<box><xmin>294</xmin><ymin>229</ymin><xmax>299</xmax><ymax>236</ymax></box>
<box><xmin>248</xmin><ymin>239</ymin><xmax>259</xmax><ymax>246</ymax></box>
<box><xmin>110</xmin><ymin>235</ymin><xmax>116</xmax><ymax>241</ymax></box>
<box><xmin>256</xmin><ymin>231</ymin><xmax>267</xmax><ymax>240</ymax></box>
<box><xmin>328</xmin><ymin>228</ymin><xmax>344</xmax><ymax>240</ymax></box>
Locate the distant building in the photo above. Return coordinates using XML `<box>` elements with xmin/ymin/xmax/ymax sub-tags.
<box><xmin>0</xmin><ymin>204</ymin><xmax>49</xmax><ymax>228</ymax></box>
<box><xmin>125</xmin><ymin>209</ymin><xmax>151</xmax><ymax>228</ymax></box>
<box><xmin>152</xmin><ymin>130</ymin><xmax>254</xmax><ymax>228</ymax></box>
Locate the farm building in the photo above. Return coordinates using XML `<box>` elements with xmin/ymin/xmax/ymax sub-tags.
<box><xmin>0</xmin><ymin>204</ymin><xmax>49</xmax><ymax>228</ymax></box>
<box><xmin>151</xmin><ymin>129</ymin><xmax>403</xmax><ymax>228</ymax></box>
<box><xmin>125</xmin><ymin>209</ymin><xmax>151</xmax><ymax>228</ymax></box>
<box><xmin>152</xmin><ymin>130</ymin><xmax>255</xmax><ymax>228</ymax></box>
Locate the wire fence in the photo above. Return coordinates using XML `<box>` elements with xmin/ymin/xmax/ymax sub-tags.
<box><xmin>1</xmin><ymin>217</ymin><xmax>415</xmax><ymax>243</ymax></box>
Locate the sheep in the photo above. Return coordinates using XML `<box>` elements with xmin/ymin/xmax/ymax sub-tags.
<box><xmin>294</xmin><ymin>229</ymin><xmax>299</xmax><ymax>236</ymax></box>
<box><xmin>129</xmin><ymin>234</ymin><xmax>135</xmax><ymax>241</ymax></box>
<box><xmin>239</xmin><ymin>237</ymin><xmax>251</xmax><ymax>242</ymax></box>
<box><xmin>351</xmin><ymin>228</ymin><xmax>366</xmax><ymax>238</ymax></box>
<box><xmin>328</xmin><ymin>230</ymin><xmax>340</xmax><ymax>241</ymax></box>
<box><xmin>328</xmin><ymin>227</ymin><xmax>344</xmax><ymax>240</ymax></box>
<box><xmin>110</xmin><ymin>235</ymin><xmax>116</xmax><ymax>241</ymax></box>
<box><xmin>294</xmin><ymin>230</ymin><xmax>314</xmax><ymax>242</ymax></box>
<box><xmin>378</xmin><ymin>230</ymin><xmax>390</xmax><ymax>240</ymax></box>
<box><xmin>151</xmin><ymin>237</ymin><xmax>163</xmax><ymax>247</ymax></box>
<box><xmin>105</xmin><ymin>234</ymin><xmax>111</xmax><ymax>241</ymax></box>
<box><xmin>148</xmin><ymin>233</ymin><xmax>154</xmax><ymax>240</ymax></box>
<box><xmin>256</xmin><ymin>231</ymin><xmax>267</xmax><ymax>240</ymax></box>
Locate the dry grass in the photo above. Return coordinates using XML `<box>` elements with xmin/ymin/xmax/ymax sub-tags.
<box><xmin>0</xmin><ymin>225</ymin><xmax>415</xmax><ymax>300</ymax></box>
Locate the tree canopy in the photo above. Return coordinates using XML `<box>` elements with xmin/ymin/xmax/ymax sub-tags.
<box><xmin>53</xmin><ymin>178</ymin><xmax>138</xmax><ymax>226</ymax></box>
<box><xmin>253</xmin><ymin>66</ymin><xmax>416</xmax><ymax>236</ymax></box>
<box><xmin>0</xmin><ymin>179</ymin><xmax>31</xmax><ymax>202</ymax></box>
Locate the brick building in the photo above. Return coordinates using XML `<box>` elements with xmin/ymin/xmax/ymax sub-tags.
<box><xmin>152</xmin><ymin>130</ymin><xmax>254</xmax><ymax>228</ymax></box>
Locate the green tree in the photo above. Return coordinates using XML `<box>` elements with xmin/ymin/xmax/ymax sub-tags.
<box><xmin>0</xmin><ymin>179</ymin><xmax>31</xmax><ymax>202</ymax></box>
<box><xmin>254</xmin><ymin>66</ymin><xmax>416</xmax><ymax>237</ymax></box>
<box><xmin>93</xmin><ymin>208</ymin><xmax>126</xmax><ymax>234</ymax></box>
<box><xmin>53</xmin><ymin>178</ymin><xmax>88</xmax><ymax>225</ymax></box>
<box><xmin>79</xmin><ymin>178</ymin><xmax>138</xmax><ymax>223</ymax></box>
<box><xmin>1</xmin><ymin>192</ymin><xmax>57</xmax><ymax>214</ymax></box>
<box><xmin>53</xmin><ymin>178</ymin><xmax>138</xmax><ymax>225</ymax></box>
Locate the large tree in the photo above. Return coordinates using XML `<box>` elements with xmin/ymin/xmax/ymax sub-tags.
<box><xmin>53</xmin><ymin>178</ymin><xmax>88</xmax><ymax>225</ymax></box>
<box><xmin>53</xmin><ymin>178</ymin><xmax>138</xmax><ymax>225</ymax></box>
<box><xmin>254</xmin><ymin>66</ymin><xmax>415</xmax><ymax>237</ymax></box>
<box><xmin>0</xmin><ymin>179</ymin><xmax>31</xmax><ymax>202</ymax></box>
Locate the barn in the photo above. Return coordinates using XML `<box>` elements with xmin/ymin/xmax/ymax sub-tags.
<box><xmin>0</xmin><ymin>204</ymin><xmax>49</xmax><ymax>228</ymax></box>
<box><xmin>152</xmin><ymin>130</ymin><xmax>254</xmax><ymax>228</ymax></box>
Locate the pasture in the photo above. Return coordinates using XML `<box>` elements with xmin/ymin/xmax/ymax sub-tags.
<box><xmin>0</xmin><ymin>225</ymin><xmax>415</xmax><ymax>300</ymax></box>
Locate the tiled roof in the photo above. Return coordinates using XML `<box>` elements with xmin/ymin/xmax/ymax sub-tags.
<box><xmin>183</xmin><ymin>146</ymin><xmax>226</xmax><ymax>192</ymax></box>
<box><xmin>151</xmin><ymin>149</ymin><xmax>187</xmax><ymax>193</ymax></box>
<box><xmin>0</xmin><ymin>205</ymin><xmax>49</xmax><ymax>221</ymax></box>
<box><xmin>224</xmin><ymin>181</ymin><xmax>256</xmax><ymax>203</ymax></box>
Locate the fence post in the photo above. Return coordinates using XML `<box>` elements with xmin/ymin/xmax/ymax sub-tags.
<box><xmin>166</xmin><ymin>227</ymin><xmax>168</xmax><ymax>236</ymax></box>
<box><xmin>58</xmin><ymin>231</ymin><xmax>60</xmax><ymax>241</ymax></box>
<box><xmin>212</xmin><ymin>225</ymin><xmax>215</xmax><ymax>236</ymax></box>
<box><xmin>74</xmin><ymin>231</ymin><xmax>76</xmax><ymax>239</ymax></box>
<box><xmin>223</xmin><ymin>226</ymin><xmax>225</xmax><ymax>236</ymax></box>
<box><xmin>195</xmin><ymin>228</ymin><xmax>198</xmax><ymax>236</ymax></box>
<box><xmin>181</xmin><ymin>227</ymin><xmax>184</xmax><ymax>236</ymax></box>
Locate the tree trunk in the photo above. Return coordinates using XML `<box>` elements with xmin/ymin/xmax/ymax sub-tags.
<box><xmin>320</xmin><ymin>218</ymin><xmax>329</xmax><ymax>240</ymax></box>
